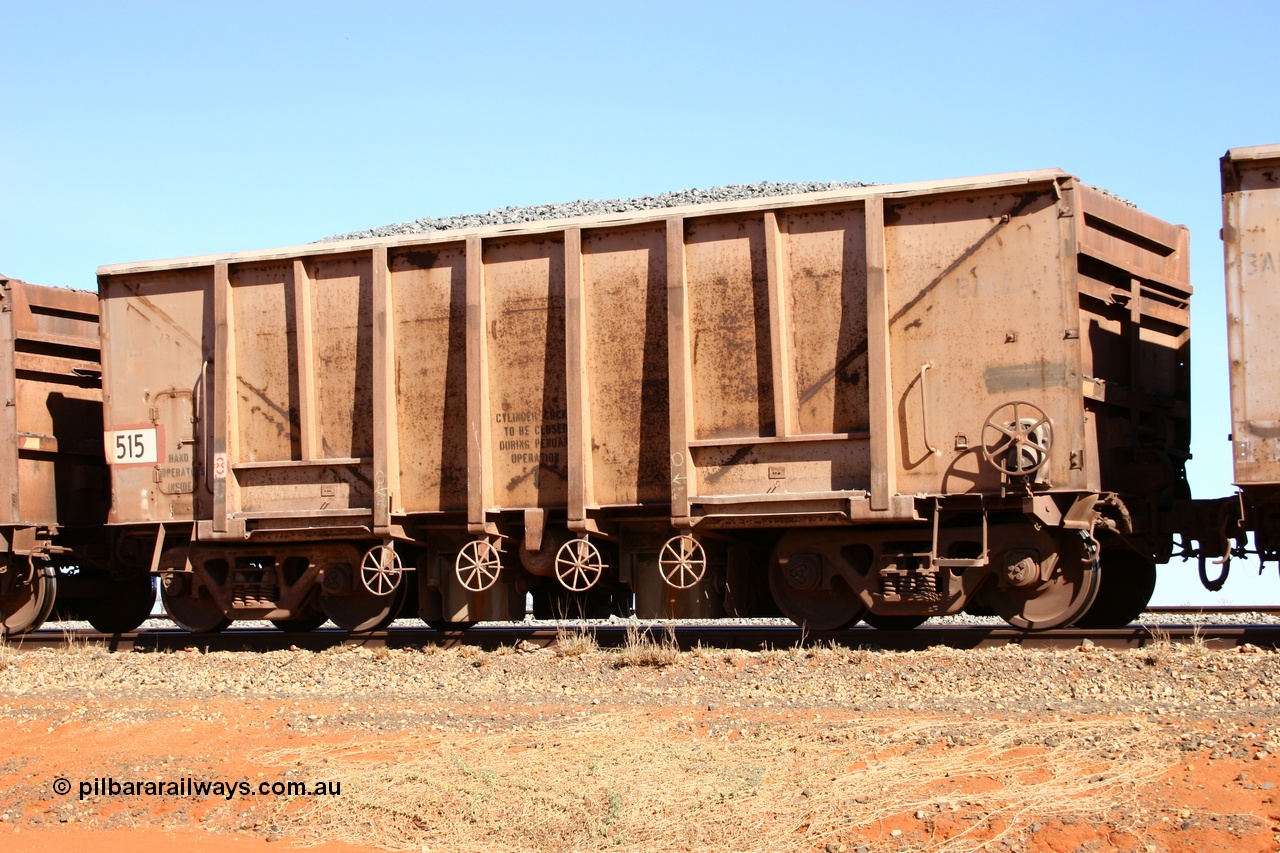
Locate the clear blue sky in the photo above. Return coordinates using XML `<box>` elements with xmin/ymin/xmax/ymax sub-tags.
<box><xmin>4</xmin><ymin>1</ymin><xmax>1278</xmax><ymax>604</ymax></box>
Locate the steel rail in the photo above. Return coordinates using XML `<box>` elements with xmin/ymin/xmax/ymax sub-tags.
<box><xmin>7</xmin><ymin>622</ymin><xmax>1279</xmax><ymax>653</ymax></box>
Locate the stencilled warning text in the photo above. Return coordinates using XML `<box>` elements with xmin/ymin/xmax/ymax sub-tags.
<box><xmin>496</xmin><ymin>409</ymin><xmax>567</xmax><ymax>466</ymax></box>
<box><xmin>159</xmin><ymin>450</ymin><xmax>194</xmax><ymax>494</ymax></box>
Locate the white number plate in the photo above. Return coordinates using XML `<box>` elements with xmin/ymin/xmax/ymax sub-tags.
<box><xmin>105</xmin><ymin>428</ymin><xmax>159</xmax><ymax>465</ymax></box>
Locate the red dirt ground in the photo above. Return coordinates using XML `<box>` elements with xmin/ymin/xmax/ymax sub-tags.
<box><xmin>1</xmin><ymin>694</ymin><xmax>1278</xmax><ymax>852</ymax></box>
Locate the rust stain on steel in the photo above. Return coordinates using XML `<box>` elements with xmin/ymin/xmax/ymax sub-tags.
<box><xmin>700</xmin><ymin>445</ymin><xmax>755</xmax><ymax>484</ymax></box>
<box><xmin>983</xmin><ymin>362</ymin><xmax>1069</xmax><ymax>394</ymax></box>
<box><xmin>783</xmin><ymin>195</ymin><xmax>1047</xmax><ymax>416</ymax></box>
<box><xmin>1244</xmin><ymin>421</ymin><xmax>1280</xmax><ymax>439</ymax></box>
<box><xmin>887</xmin><ymin>191</ymin><xmax>1046</xmax><ymax>333</ymax></box>
<box><xmin>237</xmin><ymin>376</ymin><xmax>296</xmax><ymax>438</ymax></box>
<box><xmin>122</xmin><ymin>285</ymin><xmax>202</xmax><ymax>350</ymax></box>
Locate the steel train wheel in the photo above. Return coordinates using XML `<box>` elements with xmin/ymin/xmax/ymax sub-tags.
<box><xmin>862</xmin><ymin>613</ymin><xmax>930</xmax><ymax>631</ymax></box>
<box><xmin>161</xmin><ymin>575</ymin><xmax>230</xmax><ymax>634</ymax></box>
<box><xmin>962</xmin><ymin>598</ymin><xmax>996</xmax><ymax>617</ymax></box>
<box><xmin>81</xmin><ymin>572</ymin><xmax>156</xmax><ymax>634</ymax></box>
<box><xmin>0</xmin><ymin>558</ymin><xmax>55</xmax><ymax>637</ymax></box>
<box><xmin>322</xmin><ymin>582</ymin><xmax>405</xmax><ymax>633</ymax></box>
<box><xmin>767</xmin><ymin>554</ymin><xmax>866</xmax><ymax>631</ymax></box>
<box><xmin>271</xmin><ymin>601</ymin><xmax>329</xmax><ymax>632</ymax></box>
<box><xmin>156</xmin><ymin>546</ymin><xmax>230</xmax><ymax>633</ymax></box>
<box><xmin>1072</xmin><ymin>550</ymin><xmax>1157</xmax><ymax>629</ymax></box>
<box><xmin>983</xmin><ymin>531</ymin><xmax>1100</xmax><ymax>631</ymax></box>
<box><xmin>33</xmin><ymin>566</ymin><xmax>57</xmax><ymax>630</ymax></box>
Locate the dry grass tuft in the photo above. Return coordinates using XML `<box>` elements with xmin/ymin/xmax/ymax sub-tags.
<box><xmin>1138</xmin><ymin>621</ymin><xmax>1213</xmax><ymax>665</ymax></box>
<box><xmin>255</xmin><ymin>714</ymin><xmax>1177</xmax><ymax>853</ymax></box>
<box><xmin>56</xmin><ymin>626</ymin><xmax>107</xmax><ymax>657</ymax></box>
<box><xmin>614</xmin><ymin>624</ymin><xmax>680</xmax><ymax>668</ymax></box>
<box><xmin>554</xmin><ymin>624</ymin><xmax>598</xmax><ymax>657</ymax></box>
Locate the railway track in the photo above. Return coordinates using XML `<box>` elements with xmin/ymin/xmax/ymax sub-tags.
<box><xmin>7</xmin><ymin>617</ymin><xmax>1279</xmax><ymax>653</ymax></box>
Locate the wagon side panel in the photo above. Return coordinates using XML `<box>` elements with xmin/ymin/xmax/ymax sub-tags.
<box><xmin>673</xmin><ymin>202</ymin><xmax>875</xmax><ymax>517</ymax></box>
<box><xmin>1075</xmin><ymin>184</ymin><xmax>1191</xmax><ymax>506</ymax></box>
<box><xmin>1</xmin><ymin>280</ymin><xmax>105</xmax><ymax>531</ymax></box>
<box><xmin>1223</xmin><ymin>145</ymin><xmax>1280</xmax><ymax>490</ymax></box>
<box><xmin>390</xmin><ymin>245</ymin><xmax>469</xmax><ymax>514</ymax></box>
<box><xmin>884</xmin><ymin>183</ymin><xmax>1085</xmax><ymax>496</ymax></box>
<box><xmin>99</xmin><ymin>269</ymin><xmax>212</xmax><ymax>527</ymax></box>
<box><xmin>580</xmin><ymin>224</ymin><xmax>669</xmax><ymax>508</ymax></box>
<box><xmin>483</xmin><ymin>235</ymin><xmax>568</xmax><ymax>511</ymax></box>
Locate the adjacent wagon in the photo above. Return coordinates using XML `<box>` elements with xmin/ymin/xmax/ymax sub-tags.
<box><xmin>0</xmin><ymin>276</ymin><xmax>152</xmax><ymax>635</ymax></box>
<box><xmin>1223</xmin><ymin>144</ymin><xmax>1280</xmax><ymax>563</ymax></box>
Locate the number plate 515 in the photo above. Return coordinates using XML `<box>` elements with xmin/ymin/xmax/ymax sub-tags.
<box><xmin>104</xmin><ymin>427</ymin><xmax>159</xmax><ymax>465</ymax></box>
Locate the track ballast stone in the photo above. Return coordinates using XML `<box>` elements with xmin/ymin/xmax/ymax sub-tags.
<box><xmin>323</xmin><ymin>181</ymin><xmax>873</xmax><ymax>241</ymax></box>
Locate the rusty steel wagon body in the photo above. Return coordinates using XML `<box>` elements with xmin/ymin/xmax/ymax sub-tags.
<box><xmin>95</xmin><ymin>167</ymin><xmax>1192</xmax><ymax>633</ymax></box>
<box><xmin>0</xmin><ymin>276</ymin><xmax>153</xmax><ymax>635</ymax></box>
<box><xmin>1223</xmin><ymin>144</ymin><xmax>1280</xmax><ymax>564</ymax></box>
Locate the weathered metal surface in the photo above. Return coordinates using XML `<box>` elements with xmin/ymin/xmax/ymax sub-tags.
<box><xmin>97</xmin><ymin>267</ymin><xmax>210</xmax><ymax>527</ymax></box>
<box><xmin>1074</xmin><ymin>185</ymin><xmax>1191</xmax><ymax>515</ymax></box>
<box><xmin>95</xmin><ymin>167</ymin><xmax>1193</xmax><ymax>628</ymax></box>
<box><xmin>1223</xmin><ymin>144</ymin><xmax>1280</xmax><ymax>490</ymax></box>
<box><xmin>0</xmin><ymin>277</ymin><xmax>104</xmax><ymax>536</ymax></box>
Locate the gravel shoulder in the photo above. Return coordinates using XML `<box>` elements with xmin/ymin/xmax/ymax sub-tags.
<box><xmin>1</xmin><ymin>636</ymin><xmax>1277</xmax><ymax>852</ymax></box>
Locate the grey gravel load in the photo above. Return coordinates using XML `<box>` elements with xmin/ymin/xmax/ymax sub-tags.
<box><xmin>323</xmin><ymin>181</ymin><xmax>873</xmax><ymax>242</ymax></box>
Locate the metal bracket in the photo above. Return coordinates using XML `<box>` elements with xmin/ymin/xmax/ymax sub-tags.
<box><xmin>523</xmin><ymin>508</ymin><xmax>545</xmax><ymax>552</ymax></box>
<box><xmin>148</xmin><ymin>522</ymin><xmax>167</xmax><ymax>576</ymax></box>
<box><xmin>929</xmin><ymin>498</ymin><xmax>989</xmax><ymax>569</ymax></box>
<box><xmin>919</xmin><ymin>362</ymin><xmax>941</xmax><ymax>457</ymax></box>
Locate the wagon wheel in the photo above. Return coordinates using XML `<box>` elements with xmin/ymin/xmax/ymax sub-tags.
<box><xmin>659</xmin><ymin>535</ymin><xmax>707</xmax><ymax>590</ymax></box>
<box><xmin>862</xmin><ymin>613</ymin><xmax>930</xmax><ymax>631</ymax></box>
<box><xmin>33</xmin><ymin>566</ymin><xmax>57</xmax><ymax>630</ymax></box>
<box><xmin>767</xmin><ymin>553</ymin><xmax>866</xmax><ymax>632</ymax></box>
<box><xmin>455</xmin><ymin>539</ymin><xmax>502</xmax><ymax>592</ymax></box>
<box><xmin>322</xmin><ymin>581</ymin><xmax>405</xmax><ymax>633</ymax></box>
<box><xmin>360</xmin><ymin>545</ymin><xmax>403</xmax><ymax>596</ymax></box>
<box><xmin>554</xmin><ymin>537</ymin><xmax>605</xmax><ymax>592</ymax></box>
<box><xmin>1072</xmin><ymin>549</ymin><xmax>1157</xmax><ymax>629</ymax></box>
<box><xmin>0</xmin><ymin>557</ymin><xmax>56</xmax><ymax>637</ymax></box>
<box><xmin>270</xmin><ymin>604</ymin><xmax>329</xmax><ymax>632</ymax></box>
<box><xmin>984</xmin><ymin>530</ymin><xmax>1100</xmax><ymax>631</ymax></box>
<box><xmin>158</xmin><ymin>549</ymin><xmax>230</xmax><ymax>634</ymax></box>
<box><xmin>981</xmin><ymin>401</ymin><xmax>1053</xmax><ymax>476</ymax></box>
<box><xmin>426</xmin><ymin>620</ymin><xmax>479</xmax><ymax>632</ymax></box>
<box><xmin>271</xmin><ymin>589</ymin><xmax>329</xmax><ymax>632</ymax></box>
<box><xmin>81</xmin><ymin>571</ymin><xmax>156</xmax><ymax>634</ymax></box>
